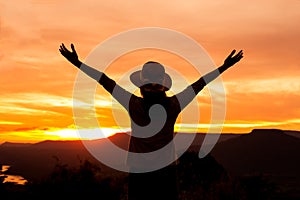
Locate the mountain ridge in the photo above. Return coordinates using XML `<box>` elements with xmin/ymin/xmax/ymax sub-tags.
<box><xmin>1</xmin><ymin>128</ymin><xmax>299</xmax><ymax>184</ymax></box>
<box><xmin>1</xmin><ymin>128</ymin><xmax>299</xmax><ymax>147</ymax></box>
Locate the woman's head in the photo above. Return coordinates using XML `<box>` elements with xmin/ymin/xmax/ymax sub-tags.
<box><xmin>130</xmin><ymin>61</ymin><xmax>172</xmax><ymax>95</ymax></box>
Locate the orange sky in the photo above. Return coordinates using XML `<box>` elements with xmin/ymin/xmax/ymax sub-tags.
<box><xmin>0</xmin><ymin>0</ymin><xmax>300</xmax><ymax>143</ymax></box>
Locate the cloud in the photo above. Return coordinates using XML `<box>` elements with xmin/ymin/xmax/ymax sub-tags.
<box><xmin>0</xmin><ymin>92</ymin><xmax>115</xmax><ymax>112</ymax></box>
<box><xmin>225</xmin><ymin>76</ymin><xmax>300</xmax><ymax>94</ymax></box>
<box><xmin>0</xmin><ymin>121</ymin><xmax>23</xmax><ymax>125</ymax></box>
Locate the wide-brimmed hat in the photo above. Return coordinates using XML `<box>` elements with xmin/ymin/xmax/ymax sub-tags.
<box><xmin>130</xmin><ymin>61</ymin><xmax>172</xmax><ymax>91</ymax></box>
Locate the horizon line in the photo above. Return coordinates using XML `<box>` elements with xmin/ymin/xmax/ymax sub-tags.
<box><xmin>1</xmin><ymin>128</ymin><xmax>299</xmax><ymax>145</ymax></box>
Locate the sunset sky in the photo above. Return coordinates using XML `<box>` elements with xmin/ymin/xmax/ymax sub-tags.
<box><xmin>0</xmin><ymin>0</ymin><xmax>299</xmax><ymax>144</ymax></box>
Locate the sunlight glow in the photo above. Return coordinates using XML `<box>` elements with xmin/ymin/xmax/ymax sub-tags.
<box><xmin>44</xmin><ymin>127</ymin><xmax>129</xmax><ymax>140</ymax></box>
<box><xmin>175</xmin><ymin>120</ymin><xmax>300</xmax><ymax>133</ymax></box>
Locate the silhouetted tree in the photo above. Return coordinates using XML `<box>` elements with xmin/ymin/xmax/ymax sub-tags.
<box><xmin>239</xmin><ymin>174</ymin><xmax>279</xmax><ymax>200</ymax></box>
<box><xmin>29</xmin><ymin>159</ymin><xmax>125</xmax><ymax>199</ymax></box>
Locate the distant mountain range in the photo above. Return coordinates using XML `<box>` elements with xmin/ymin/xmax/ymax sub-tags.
<box><xmin>210</xmin><ymin>129</ymin><xmax>300</xmax><ymax>195</ymax></box>
<box><xmin>1</xmin><ymin>128</ymin><xmax>299</xmax><ymax>193</ymax></box>
<box><xmin>211</xmin><ymin>129</ymin><xmax>300</xmax><ymax>175</ymax></box>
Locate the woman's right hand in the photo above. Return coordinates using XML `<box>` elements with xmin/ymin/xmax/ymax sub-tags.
<box><xmin>59</xmin><ymin>43</ymin><xmax>81</xmax><ymax>67</ymax></box>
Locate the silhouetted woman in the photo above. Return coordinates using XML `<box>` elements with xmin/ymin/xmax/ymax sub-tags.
<box><xmin>59</xmin><ymin>43</ymin><xmax>243</xmax><ymax>200</ymax></box>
